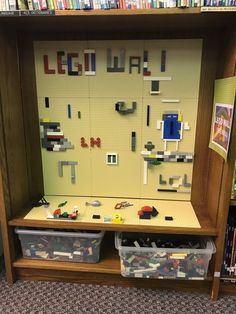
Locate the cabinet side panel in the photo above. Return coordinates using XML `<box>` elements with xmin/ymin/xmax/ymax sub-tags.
<box><xmin>209</xmin><ymin>31</ymin><xmax>236</xmax><ymax>301</ymax></box>
<box><xmin>191</xmin><ymin>35</ymin><xmax>220</xmax><ymax>213</ymax></box>
<box><xmin>0</xmin><ymin>29</ymin><xmax>30</xmax><ymax>216</ymax></box>
<box><xmin>18</xmin><ymin>36</ymin><xmax>44</xmax><ymax>201</ymax></box>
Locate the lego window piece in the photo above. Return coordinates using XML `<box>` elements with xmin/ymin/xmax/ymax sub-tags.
<box><xmin>115</xmin><ymin>101</ymin><xmax>137</xmax><ymax>115</ymax></box>
<box><xmin>107</xmin><ymin>48</ymin><xmax>125</xmax><ymax>72</ymax></box>
<box><xmin>84</xmin><ymin>49</ymin><xmax>96</xmax><ymax>75</ymax></box>
<box><xmin>106</xmin><ymin>153</ymin><xmax>118</xmax><ymax>165</ymax></box>
<box><xmin>58</xmin><ymin>161</ymin><xmax>78</xmax><ymax>184</ymax></box>
<box><xmin>40</xmin><ymin>121</ymin><xmax>74</xmax><ymax>151</ymax></box>
<box><xmin>129</xmin><ymin>56</ymin><xmax>141</xmax><ymax>74</ymax></box>
<box><xmin>150</xmin><ymin>80</ymin><xmax>160</xmax><ymax>95</ymax></box>
<box><xmin>143</xmin><ymin>50</ymin><xmax>151</xmax><ymax>76</ymax></box>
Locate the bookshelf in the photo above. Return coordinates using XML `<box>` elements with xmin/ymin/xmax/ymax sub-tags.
<box><xmin>0</xmin><ymin>9</ymin><xmax>235</xmax><ymax>300</ymax></box>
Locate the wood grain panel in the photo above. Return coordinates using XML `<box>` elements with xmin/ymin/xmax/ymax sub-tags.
<box><xmin>0</xmin><ymin>29</ymin><xmax>30</xmax><ymax>217</ymax></box>
<box><xmin>14</xmin><ymin>267</ymin><xmax>212</xmax><ymax>294</ymax></box>
<box><xmin>209</xmin><ymin>31</ymin><xmax>236</xmax><ymax>300</ymax></box>
<box><xmin>0</xmin><ymin>11</ymin><xmax>235</xmax><ymax>34</ymax></box>
<box><xmin>18</xmin><ymin>36</ymin><xmax>44</xmax><ymax>202</ymax></box>
<box><xmin>0</xmin><ymin>170</ymin><xmax>15</xmax><ymax>284</ymax></box>
<box><xmin>191</xmin><ymin>35</ymin><xmax>219</xmax><ymax>212</ymax></box>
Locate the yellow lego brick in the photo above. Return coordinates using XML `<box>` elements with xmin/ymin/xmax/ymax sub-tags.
<box><xmin>42</xmin><ymin>118</ymin><xmax>51</xmax><ymax>122</ymax></box>
<box><xmin>178</xmin><ymin>113</ymin><xmax>183</xmax><ymax>122</ymax></box>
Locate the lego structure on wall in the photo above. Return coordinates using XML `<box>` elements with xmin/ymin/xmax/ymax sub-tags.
<box><xmin>34</xmin><ymin>39</ymin><xmax>202</xmax><ymax>201</ymax></box>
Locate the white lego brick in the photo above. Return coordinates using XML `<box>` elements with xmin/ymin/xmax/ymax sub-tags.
<box><xmin>84</xmin><ymin>49</ymin><xmax>95</xmax><ymax>53</ymax></box>
<box><xmin>143</xmin><ymin>76</ymin><xmax>172</xmax><ymax>81</ymax></box>
<box><xmin>85</xmin><ymin>71</ymin><xmax>96</xmax><ymax>76</ymax></box>
<box><xmin>161</xmin><ymin>99</ymin><xmax>180</xmax><ymax>103</ymax></box>
<box><xmin>47</xmin><ymin>131</ymin><xmax>63</xmax><ymax>136</ymax></box>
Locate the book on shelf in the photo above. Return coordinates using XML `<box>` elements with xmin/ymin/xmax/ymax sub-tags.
<box><xmin>231</xmin><ymin>162</ymin><xmax>236</xmax><ymax>200</ymax></box>
<box><xmin>0</xmin><ymin>0</ymin><xmax>235</xmax><ymax>12</ymax></box>
<box><xmin>222</xmin><ymin>208</ymin><xmax>236</xmax><ymax>277</ymax></box>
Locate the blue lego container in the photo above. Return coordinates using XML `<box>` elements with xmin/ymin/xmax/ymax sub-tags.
<box><xmin>115</xmin><ymin>232</ymin><xmax>216</xmax><ymax>280</ymax></box>
<box><xmin>15</xmin><ymin>228</ymin><xmax>104</xmax><ymax>263</ymax></box>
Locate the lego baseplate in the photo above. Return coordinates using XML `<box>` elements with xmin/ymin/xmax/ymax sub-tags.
<box><xmin>24</xmin><ymin>196</ymin><xmax>200</xmax><ymax>228</ymax></box>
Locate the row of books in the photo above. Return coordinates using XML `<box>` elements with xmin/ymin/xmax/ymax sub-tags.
<box><xmin>222</xmin><ymin>207</ymin><xmax>236</xmax><ymax>278</ymax></box>
<box><xmin>0</xmin><ymin>0</ymin><xmax>235</xmax><ymax>11</ymax></box>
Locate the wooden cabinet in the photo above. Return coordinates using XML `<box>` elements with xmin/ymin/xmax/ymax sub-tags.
<box><xmin>0</xmin><ymin>9</ymin><xmax>235</xmax><ymax>300</ymax></box>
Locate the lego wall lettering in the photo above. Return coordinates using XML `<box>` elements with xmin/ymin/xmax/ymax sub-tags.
<box><xmin>84</xmin><ymin>49</ymin><xmax>96</xmax><ymax>75</ymax></box>
<box><xmin>43</xmin><ymin>55</ymin><xmax>55</xmax><ymax>74</ymax></box>
<box><xmin>129</xmin><ymin>56</ymin><xmax>141</xmax><ymax>74</ymax></box>
<box><xmin>90</xmin><ymin>137</ymin><xmax>101</xmax><ymax>148</ymax></box>
<box><xmin>80</xmin><ymin>137</ymin><xmax>101</xmax><ymax>148</ymax></box>
<box><xmin>107</xmin><ymin>48</ymin><xmax>125</xmax><ymax>72</ymax></box>
<box><xmin>57</xmin><ymin>51</ymin><xmax>66</xmax><ymax>74</ymax></box>
<box><xmin>43</xmin><ymin>51</ymin><xmax>84</xmax><ymax>75</ymax></box>
<box><xmin>143</xmin><ymin>50</ymin><xmax>151</xmax><ymax>76</ymax></box>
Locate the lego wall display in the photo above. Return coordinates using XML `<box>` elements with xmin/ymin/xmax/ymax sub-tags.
<box><xmin>35</xmin><ymin>39</ymin><xmax>202</xmax><ymax>201</ymax></box>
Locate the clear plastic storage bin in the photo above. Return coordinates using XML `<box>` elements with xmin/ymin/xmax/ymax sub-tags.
<box><xmin>115</xmin><ymin>232</ymin><xmax>216</xmax><ymax>280</ymax></box>
<box><xmin>15</xmin><ymin>228</ymin><xmax>104</xmax><ymax>263</ymax></box>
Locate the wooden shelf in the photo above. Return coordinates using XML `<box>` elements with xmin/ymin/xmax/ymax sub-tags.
<box><xmin>0</xmin><ymin>8</ymin><xmax>235</xmax><ymax>33</ymax></box>
<box><xmin>55</xmin><ymin>8</ymin><xmax>200</xmax><ymax>16</ymax></box>
<box><xmin>220</xmin><ymin>279</ymin><xmax>236</xmax><ymax>295</ymax></box>
<box><xmin>9</xmin><ymin>204</ymin><xmax>217</xmax><ymax>236</ymax></box>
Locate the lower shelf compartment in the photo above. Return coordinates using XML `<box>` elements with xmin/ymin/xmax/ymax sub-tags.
<box><xmin>13</xmin><ymin>233</ymin><xmax>121</xmax><ymax>274</ymax></box>
<box><xmin>12</xmin><ymin>231</ymin><xmax>214</xmax><ymax>293</ymax></box>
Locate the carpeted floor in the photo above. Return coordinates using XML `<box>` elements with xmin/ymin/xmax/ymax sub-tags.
<box><xmin>0</xmin><ymin>271</ymin><xmax>235</xmax><ymax>314</ymax></box>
